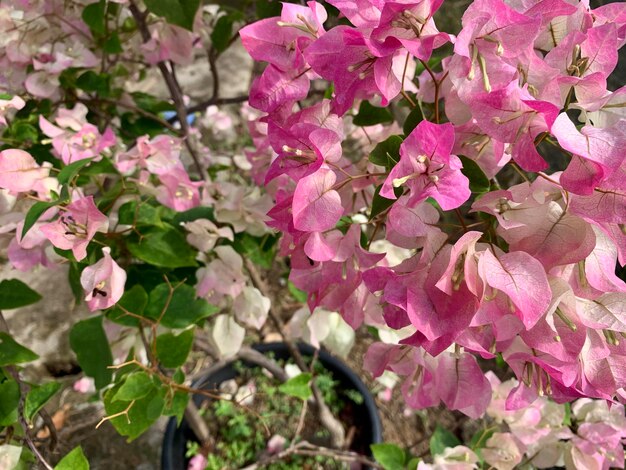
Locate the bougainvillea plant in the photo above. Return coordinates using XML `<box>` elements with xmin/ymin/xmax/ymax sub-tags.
<box><xmin>0</xmin><ymin>0</ymin><xmax>626</xmax><ymax>468</ymax></box>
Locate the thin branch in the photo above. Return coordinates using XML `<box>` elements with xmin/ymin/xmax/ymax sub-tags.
<box><xmin>244</xmin><ymin>259</ymin><xmax>346</xmax><ymax>448</ymax></box>
<box><xmin>78</xmin><ymin>97</ymin><xmax>179</xmax><ymax>133</ymax></box>
<box><xmin>238</xmin><ymin>347</ymin><xmax>288</xmax><ymax>382</ymax></box>
<box><xmin>184</xmin><ymin>401</ymin><xmax>211</xmax><ymax>447</ymax></box>
<box><xmin>291</xmin><ymin>399</ymin><xmax>308</xmax><ymax>446</ymax></box>
<box><xmin>37</xmin><ymin>409</ymin><xmax>58</xmax><ymax>451</ymax></box>
<box><xmin>169</xmin><ymin>95</ymin><xmax>250</xmax><ymax>123</ymax></box>
<box><xmin>239</xmin><ymin>440</ymin><xmax>383</xmax><ymax>470</ymax></box>
<box><xmin>0</xmin><ymin>312</ymin><xmax>54</xmax><ymax>470</ymax></box>
<box><xmin>128</xmin><ymin>1</ymin><xmax>205</xmax><ymax>180</ymax></box>
<box><xmin>208</xmin><ymin>47</ymin><xmax>220</xmax><ymax>101</ymax></box>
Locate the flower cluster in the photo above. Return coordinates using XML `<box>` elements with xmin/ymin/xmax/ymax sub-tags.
<box><xmin>241</xmin><ymin>0</ymin><xmax>626</xmax><ymax>417</ymax></box>
<box><xmin>417</xmin><ymin>373</ymin><xmax>626</xmax><ymax>469</ymax></box>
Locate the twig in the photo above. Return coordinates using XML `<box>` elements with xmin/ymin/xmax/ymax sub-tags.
<box><xmin>128</xmin><ymin>1</ymin><xmax>206</xmax><ymax>180</ymax></box>
<box><xmin>244</xmin><ymin>259</ymin><xmax>346</xmax><ymax>448</ymax></box>
<box><xmin>291</xmin><ymin>400</ymin><xmax>308</xmax><ymax>446</ymax></box>
<box><xmin>37</xmin><ymin>409</ymin><xmax>58</xmax><ymax>451</ymax></box>
<box><xmin>0</xmin><ymin>312</ymin><xmax>54</xmax><ymax>470</ymax></box>
<box><xmin>184</xmin><ymin>401</ymin><xmax>211</xmax><ymax>447</ymax></box>
<box><xmin>238</xmin><ymin>347</ymin><xmax>288</xmax><ymax>382</ymax></box>
<box><xmin>77</xmin><ymin>97</ymin><xmax>179</xmax><ymax>133</ymax></box>
<box><xmin>169</xmin><ymin>95</ymin><xmax>250</xmax><ymax>123</ymax></box>
<box><xmin>208</xmin><ymin>47</ymin><xmax>220</xmax><ymax>101</ymax></box>
<box><xmin>239</xmin><ymin>440</ymin><xmax>383</xmax><ymax>470</ymax></box>
<box><xmin>95</xmin><ymin>400</ymin><xmax>135</xmax><ymax>429</ymax></box>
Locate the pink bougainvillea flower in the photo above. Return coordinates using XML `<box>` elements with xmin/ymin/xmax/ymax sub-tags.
<box><xmin>266</xmin><ymin>99</ymin><xmax>343</xmax><ymax>182</ymax></box>
<box><xmin>365</xmin><ymin>344</ymin><xmax>491</xmax><ymax>418</ymax></box>
<box><xmin>141</xmin><ymin>23</ymin><xmax>195</xmax><ymax>66</ymax></box>
<box><xmin>325</xmin><ymin>0</ymin><xmax>383</xmax><ymax>29</ymax></box>
<box><xmin>40</xmin><ymin>196</ymin><xmax>109</xmax><ymax>261</ymax></box>
<box><xmin>436</xmin><ymin>351</ymin><xmax>492</xmax><ymax>418</ymax></box>
<box><xmin>155</xmin><ymin>167</ymin><xmax>202</xmax><ymax>212</ymax></box>
<box><xmin>380</xmin><ymin>120</ymin><xmax>470</xmax><ymax>210</ymax></box>
<box><xmin>453</xmin><ymin>121</ymin><xmax>508</xmax><ymax>178</ymax></box>
<box><xmin>39</xmin><ymin>107</ymin><xmax>116</xmax><ymax>164</ymax></box>
<box><xmin>187</xmin><ymin>454</ymin><xmax>208</xmax><ymax>470</ymax></box>
<box><xmin>478</xmin><ymin>248</ymin><xmax>551</xmax><ymax>329</ymax></box>
<box><xmin>470</xmin><ymin>83</ymin><xmax>559</xmax><ymax>172</ymax></box>
<box><xmin>291</xmin><ymin>166</ymin><xmax>343</xmax><ymax>232</ymax></box>
<box><xmin>304</xmin><ymin>25</ymin><xmax>406</xmax><ymax>115</ymax></box>
<box><xmin>8</xmin><ymin>220</ymin><xmax>53</xmax><ymax>272</ymax></box>
<box><xmin>240</xmin><ymin>1</ymin><xmax>326</xmax><ymax>72</ymax></box>
<box><xmin>73</xmin><ymin>377</ymin><xmax>95</xmax><ymax>394</ymax></box>
<box><xmin>80</xmin><ymin>247</ymin><xmax>126</xmax><ymax>312</ymax></box>
<box><xmin>371</xmin><ymin>0</ymin><xmax>450</xmax><ymax>61</ymax></box>
<box><xmin>115</xmin><ymin>134</ymin><xmax>183</xmax><ymax>175</ymax></box>
<box><xmin>196</xmin><ymin>246</ymin><xmax>247</xmax><ymax>302</ymax></box>
<box><xmin>248</xmin><ymin>64</ymin><xmax>311</xmax><ymax>114</ymax></box>
<box><xmin>551</xmin><ymin>113</ymin><xmax>626</xmax><ymax>193</ymax></box>
<box><xmin>0</xmin><ymin>95</ymin><xmax>25</xmax><ymax>126</ymax></box>
<box><xmin>0</xmin><ymin>149</ymin><xmax>50</xmax><ymax>193</ymax></box>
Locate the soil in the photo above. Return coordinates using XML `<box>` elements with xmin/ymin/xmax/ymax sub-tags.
<box><xmin>187</xmin><ymin>357</ymin><xmax>370</xmax><ymax>469</ymax></box>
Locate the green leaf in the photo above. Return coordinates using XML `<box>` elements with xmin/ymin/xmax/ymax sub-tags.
<box><xmin>287</xmin><ymin>281</ymin><xmax>307</xmax><ymax>303</ymax></box>
<box><xmin>353</xmin><ymin>101</ymin><xmax>394</xmax><ymax>127</ymax></box>
<box><xmin>563</xmin><ymin>402</ymin><xmax>571</xmax><ymax>427</ymax></box>
<box><xmin>145</xmin><ymin>283</ymin><xmax>217</xmax><ymax>329</ymax></box>
<box><xmin>469</xmin><ymin>427</ymin><xmax>495</xmax><ymax>451</ymax></box>
<box><xmin>57</xmin><ymin>158</ymin><xmax>93</xmax><ymax>185</ymax></box>
<box><xmin>256</xmin><ymin>0</ymin><xmax>282</xmax><ymax>18</ymax></box>
<box><xmin>103</xmin><ymin>385</ymin><xmax>161</xmax><ymax>440</ymax></box>
<box><xmin>278</xmin><ymin>373</ymin><xmax>312</xmax><ymax>400</ymax></box>
<box><xmin>24</xmin><ymin>382</ymin><xmax>62</xmax><ymax>422</ymax></box>
<box><xmin>76</xmin><ymin>71</ymin><xmax>110</xmax><ymax>96</ymax></box>
<box><xmin>0</xmin><ymin>279</ymin><xmax>42</xmax><ymax>309</ymax></box>
<box><xmin>403</xmin><ymin>106</ymin><xmax>423</xmax><ymax>135</ymax></box>
<box><xmin>22</xmin><ymin>200</ymin><xmax>61</xmax><ymax>238</ymax></box>
<box><xmin>114</xmin><ymin>372</ymin><xmax>156</xmax><ymax>402</ymax></box>
<box><xmin>430</xmin><ymin>426</ymin><xmax>461</xmax><ymax>456</ymax></box>
<box><xmin>144</xmin><ymin>0</ymin><xmax>200</xmax><ymax>31</ymax></box>
<box><xmin>79</xmin><ymin>157</ymin><xmax>117</xmax><ymax>177</ymax></box>
<box><xmin>371</xmin><ymin>443</ymin><xmax>406</xmax><ymax>470</ymax></box>
<box><xmin>171</xmin><ymin>206</ymin><xmax>214</xmax><ymax>225</ymax></box>
<box><xmin>131</xmin><ymin>92</ymin><xmax>175</xmax><ymax>114</ymax></box>
<box><xmin>231</xmin><ymin>233</ymin><xmax>278</xmax><ymax>269</ymax></box>
<box><xmin>458</xmin><ymin>155</ymin><xmax>490</xmax><ymax>194</ymax></box>
<box><xmin>68</xmin><ymin>262</ymin><xmax>83</xmax><ymax>305</ymax></box>
<box><xmin>0</xmin><ymin>333</ymin><xmax>38</xmax><ymax>366</ymax></box>
<box><xmin>107</xmin><ymin>284</ymin><xmax>148</xmax><ymax>327</ymax></box>
<box><xmin>103</xmin><ymin>33</ymin><xmax>123</xmax><ymax>54</ymax></box>
<box><xmin>55</xmin><ymin>446</ymin><xmax>89</xmax><ymax>470</ymax></box>
<box><xmin>82</xmin><ymin>1</ymin><xmax>106</xmax><ymax>36</ymax></box>
<box><xmin>69</xmin><ymin>316</ymin><xmax>113</xmax><ymax>389</ymax></box>
<box><xmin>0</xmin><ymin>380</ymin><xmax>19</xmax><ymax>426</ymax></box>
<box><xmin>10</xmin><ymin>121</ymin><xmax>39</xmax><ymax>144</ymax></box>
<box><xmin>369</xmin><ymin>184</ymin><xmax>402</xmax><ymax>220</ymax></box>
<box><xmin>211</xmin><ymin>14</ymin><xmax>235</xmax><ymax>53</ymax></box>
<box><xmin>369</xmin><ymin>135</ymin><xmax>403</xmax><ymax>170</ymax></box>
<box><xmin>127</xmin><ymin>226</ymin><xmax>197</xmax><ymax>269</ymax></box>
<box><xmin>118</xmin><ymin>200</ymin><xmax>162</xmax><ymax>227</ymax></box>
<box><xmin>156</xmin><ymin>329</ymin><xmax>195</xmax><ymax>368</ymax></box>
<box><xmin>162</xmin><ymin>388</ymin><xmax>189</xmax><ymax>425</ymax></box>
<box><xmin>407</xmin><ymin>457</ymin><xmax>421</xmax><ymax>470</ymax></box>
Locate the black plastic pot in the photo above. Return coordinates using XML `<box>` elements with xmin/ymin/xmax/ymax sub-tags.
<box><xmin>161</xmin><ymin>342</ymin><xmax>383</xmax><ymax>469</ymax></box>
